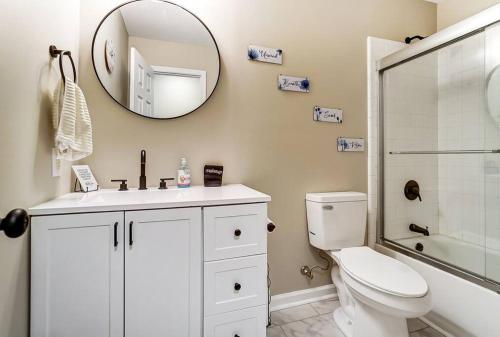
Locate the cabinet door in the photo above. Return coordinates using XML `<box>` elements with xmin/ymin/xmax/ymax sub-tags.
<box><xmin>125</xmin><ymin>208</ymin><xmax>202</xmax><ymax>337</ymax></box>
<box><xmin>31</xmin><ymin>212</ymin><xmax>124</xmax><ymax>337</ymax></box>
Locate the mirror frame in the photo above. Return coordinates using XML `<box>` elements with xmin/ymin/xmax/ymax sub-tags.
<box><xmin>91</xmin><ymin>0</ymin><xmax>221</xmax><ymax>120</ymax></box>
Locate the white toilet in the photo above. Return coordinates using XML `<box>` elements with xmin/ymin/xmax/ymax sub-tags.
<box><xmin>306</xmin><ymin>192</ymin><xmax>431</xmax><ymax>337</ymax></box>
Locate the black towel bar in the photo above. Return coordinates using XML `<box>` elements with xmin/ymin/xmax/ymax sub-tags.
<box><xmin>49</xmin><ymin>45</ymin><xmax>77</xmax><ymax>84</ymax></box>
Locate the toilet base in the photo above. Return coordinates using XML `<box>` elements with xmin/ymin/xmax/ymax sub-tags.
<box><xmin>333</xmin><ymin>307</ymin><xmax>353</xmax><ymax>337</ymax></box>
<box><xmin>351</xmin><ymin>300</ymin><xmax>409</xmax><ymax>337</ymax></box>
<box><xmin>333</xmin><ymin>303</ymin><xmax>408</xmax><ymax>337</ymax></box>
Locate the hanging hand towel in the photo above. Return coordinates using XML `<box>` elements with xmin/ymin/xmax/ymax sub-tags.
<box><xmin>52</xmin><ymin>76</ymin><xmax>93</xmax><ymax>161</ymax></box>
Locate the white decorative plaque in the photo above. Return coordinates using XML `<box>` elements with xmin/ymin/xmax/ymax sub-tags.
<box><xmin>248</xmin><ymin>45</ymin><xmax>283</xmax><ymax>64</ymax></box>
<box><xmin>337</xmin><ymin>137</ymin><xmax>365</xmax><ymax>152</ymax></box>
<box><xmin>278</xmin><ymin>75</ymin><xmax>310</xmax><ymax>93</ymax></box>
<box><xmin>313</xmin><ymin>106</ymin><xmax>343</xmax><ymax>123</ymax></box>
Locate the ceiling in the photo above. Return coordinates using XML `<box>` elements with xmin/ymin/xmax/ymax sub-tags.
<box><xmin>119</xmin><ymin>1</ymin><xmax>214</xmax><ymax>47</ymax></box>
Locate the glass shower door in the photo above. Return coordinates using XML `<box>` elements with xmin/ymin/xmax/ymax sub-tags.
<box><xmin>382</xmin><ymin>30</ymin><xmax>489</xmax><ymax>280</ymax></box>
<box><xmin>484</xmin><ymin>22</ymin><xmax>500</xmax><ymax>284</ymax></box>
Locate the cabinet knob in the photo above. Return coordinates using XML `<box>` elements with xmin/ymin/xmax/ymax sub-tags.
<box><xmin>234</xmin><ymin>229</ymin><xmax>242</xmax><ymax>237</ymax></box>
<box><xmin>234</xmin><ymin>335</ymin><xmax>240</xmax><ymax>337</ymax></box>
<box><xmin>234</xmin><ymin>283</ymin><xmax>242</xmax><ymax>291</ymax></box>
<box><xmin>267</xmin><ymin>223</ymin><xmax>276</xmax><ymax>233</ymax></box>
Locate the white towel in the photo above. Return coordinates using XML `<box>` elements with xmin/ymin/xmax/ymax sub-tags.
<box><xmin>52</xmin><ymin>76</ymin><xmax>93</xmax><ymax>161</ymax></box>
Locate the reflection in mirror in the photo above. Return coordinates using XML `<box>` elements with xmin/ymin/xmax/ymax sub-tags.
<box><xmin>92</xmin><ymin>0</ymin><xmax>220</xmax><ymax>119</ymax></box>
<box><xmin>487</xmin><ymin>64</ymin><xmax>500</xmax><ymax>128</ymax></box>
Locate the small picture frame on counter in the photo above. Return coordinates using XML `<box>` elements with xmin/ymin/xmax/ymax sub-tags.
<box><xmin>204</xmin><ymin>165</ymin><xmax>224</xmax><ymax>187</ymax></box>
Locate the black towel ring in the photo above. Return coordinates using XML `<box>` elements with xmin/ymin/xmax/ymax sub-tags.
<box><xmin>49</xmin><ymin>45</ymin><xmax>77</xmax><ymax>84</ymax></box>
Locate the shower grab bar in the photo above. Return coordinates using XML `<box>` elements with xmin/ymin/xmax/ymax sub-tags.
<box><xmin>389</xmin><ymin>149</ymin><xmax>500</xmax><ymax>154</ymax></box>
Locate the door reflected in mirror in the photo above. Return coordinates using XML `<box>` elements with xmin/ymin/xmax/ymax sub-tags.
<box><xmin>92</xmin><ymin>0</ymin><xmax>220</xmax><ymax>119</ymax></box>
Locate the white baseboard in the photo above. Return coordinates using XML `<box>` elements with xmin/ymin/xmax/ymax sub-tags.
<box><xmin>270</xmin><ymin>284</ymin><xmax>338</xmax><ymax>312</ymax></box>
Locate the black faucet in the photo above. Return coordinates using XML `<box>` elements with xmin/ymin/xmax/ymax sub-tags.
<box><xmin>409</xmin><ymin>224</ymin><xmax>429</xmax><ymax>236</ymax></box>
<box><xmin>139</xmin><ymin>150</ymin><xmax>147</xmax><ymax>190</ymax></box>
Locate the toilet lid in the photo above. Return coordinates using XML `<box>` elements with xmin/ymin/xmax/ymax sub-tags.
<box><xmin>338</xmin><ymin>247</ymin><xmax>428</xmax><ymax>298</ymax></box>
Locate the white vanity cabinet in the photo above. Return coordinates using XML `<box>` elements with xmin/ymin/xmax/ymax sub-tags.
<box><xmin>203</xmin><ymin>204</ymin><xmax>269</xmax><ymax>337</ymax></box>
<box><xmin>31</xmin><ymin>212</ymin><xmax>125</xmax><ymax>337</ymax></box>
<box><xmin>124</xmin><ymin>208</ymin><xmax>202</xmax><ymax>337</ymax></box>
<box><xmin>30</xmin><ymin>185</ymin><xmax>271</xmax><ymax>337</ymax></box>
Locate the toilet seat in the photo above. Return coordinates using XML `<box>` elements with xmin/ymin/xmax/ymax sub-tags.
<box><xmin>338</xmin><ymin>247</ymin><xmax>428</xmax><ymax>298</ymax></box>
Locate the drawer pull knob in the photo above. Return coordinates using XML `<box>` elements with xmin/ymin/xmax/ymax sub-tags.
<box><xmin>267</xmin><ymin>223</ymin><xmax>276</xmax><ymax>232</ymax></box>
<box><xmin>234</xmin><ymin>229</ymin><xmax>242</xmax><ymax>237</ymax></box>
<box><xmin>235</xmin><ymin>335</ymin><xmax>240</xmax><ymax>337</ymax></box>
<box><xmin>234</xmin><ymin>283</ymin><xmax>242</xmax><ymax>291</ymax></box>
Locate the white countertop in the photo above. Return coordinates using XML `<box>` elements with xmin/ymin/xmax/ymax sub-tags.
<box><xmin>29</xmin><ymin>184</ymin><xmax>271</xmax><ymax>216</ymax></box>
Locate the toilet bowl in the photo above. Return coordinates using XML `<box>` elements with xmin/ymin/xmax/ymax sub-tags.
<box><xmin>329</xmin><ymin>247</ymin><xmax>431</xmax><ymax>337</ymax></box>
<box><xmin>305</xmin><ymin>192</ymin><xmax>432</xmax><ymax>337</ymax></box>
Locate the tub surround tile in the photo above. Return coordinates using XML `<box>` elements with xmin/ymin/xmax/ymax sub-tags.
<box><xmin>271</xmin><ymin>304</ymin><xmax>319</xmax><ymax>325</ymax></box>
<box><xmin>310</xmin><ymin>299</ymin><xmax>341</xmax><ymax>315</ymax></box>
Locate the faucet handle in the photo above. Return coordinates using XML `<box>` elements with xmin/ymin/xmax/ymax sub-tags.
<box><xmin>404</xmin><ymin>180</ymin><xmax>422</xmax><ymax>202</ymax></box>
<box><xmin>159</xmin><ymin>178</ymin><xmax>175</xmax><ymax>190</ymax></box>
<box><xmin>111</xmin><ymin>179</ymin><xmax>128</xmax><ymax>191</ymax></box>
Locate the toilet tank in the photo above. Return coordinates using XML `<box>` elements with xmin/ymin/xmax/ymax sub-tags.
<box><xmin>306</xmin><ymin>192</ymin><xmax>367</xmax><ymax>250</ymax></box>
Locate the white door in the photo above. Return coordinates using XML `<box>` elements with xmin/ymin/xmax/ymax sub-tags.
<box><xmin>31</xmin><ymin>212</ymin><xmax>124</xmax><ymax>337</ymax></box>
<box><xmin>125</xmin><ymin>208</ymin><xmax>202</xmax><ymax>337</ymax></box>
<box><xmin>129</xmin><ymin>47</ymin><xmax>154</xmax><ymax>117</ymax></box>
<box><xmin>151</xmin><ymin>66</ymin><xmax>206</xmax><ymax>118</ymax></box>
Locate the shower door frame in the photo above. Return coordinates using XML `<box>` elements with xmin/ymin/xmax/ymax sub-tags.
<box><xmin>377</xmin><ymin>6</ymin><xmax>500</xmax><ymax>294</ymax></box>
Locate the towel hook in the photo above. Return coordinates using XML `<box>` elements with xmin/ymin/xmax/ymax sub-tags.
<box><xmin>49</xmin><ymin>45</ymin><xmax>77</xmax><ymax>84</ymax></box>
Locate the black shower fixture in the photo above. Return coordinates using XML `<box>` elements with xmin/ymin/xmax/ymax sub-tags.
<box><xmin>405</xmin><ymin>35</ymin><xmax>426</xmax><ymax>44</ymax></box>
<box><xmin>405</xmin><ymin>180</ymin><xmax>422</xmax><ymax>201</ymax></box>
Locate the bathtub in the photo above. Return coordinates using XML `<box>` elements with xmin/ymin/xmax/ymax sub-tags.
<box><xmin>377</xmin><ymin>237</ymin><xmax>500</xmax><ymax>337</ymax></box>
<box><xmin>396</xmin><ymin>235</ymin><xmax>500</xmax><ymax>283</ymax></box>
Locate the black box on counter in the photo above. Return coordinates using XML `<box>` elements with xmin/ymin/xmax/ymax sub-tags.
<box><xmin>204</xmin><ymin>165</ymin><xmax>223</xmax><ymax>187</ymax></box>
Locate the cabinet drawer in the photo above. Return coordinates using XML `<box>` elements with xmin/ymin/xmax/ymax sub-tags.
<box><xmin>204</xmin><ymin>305</ymin><xmax>267</xmax><ymax>337</ymax></box>
<box><xmin>204</xmin><ymin>203</ymin><xmax>267</xmax><ymax>261</ymax></box>
<box><xmin>204</xmin><ymin>255</ymin><xmax>268</xmax><ymax>316</ymax></box>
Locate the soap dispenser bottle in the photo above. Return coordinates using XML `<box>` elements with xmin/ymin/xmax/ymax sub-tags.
<box><xmin>177</xmin><ymin>157</ymin><xmax>191</xmax><ymax>188</ymax></box>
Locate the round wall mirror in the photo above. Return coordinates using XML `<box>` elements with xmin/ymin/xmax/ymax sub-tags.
<box><xmin>92</xmin><ymin>0</ymin><xmax>220</xmax><ymax>119</ymax></box>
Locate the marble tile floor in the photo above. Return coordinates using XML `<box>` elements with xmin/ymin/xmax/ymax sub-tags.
<box><xmin>268</xmin><ymin>300</ymin><xmax>446</xmax><ymax>337</ymax></box>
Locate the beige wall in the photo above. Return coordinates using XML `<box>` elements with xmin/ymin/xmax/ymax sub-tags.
<box><xmin>94</xmin><ymin>9</ymin><xmax>129</xmax><ymax>105</ymax></box>
<box><xmin>80</xmin><ymin>0</ymin><xmax>436</xmax><ymax>295</ymax></box>
<box><xmin>129</xmin><ymin>36</ymin><xmax>219</xmax><ymax>94</ymax></box>
<box><xmin>0</xmin><ymin>1</ymin><xmax>80</xmax><ymax>336</ymax></box>
<box><xmin>0</xmin><ymin>1</ymin><xmax>436</xmax><ymax>335</ymax></box>
<box><xmin>437</xmin><ymin>0</ymin><xmax>500</xmax><ymax>30</ymax></box>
